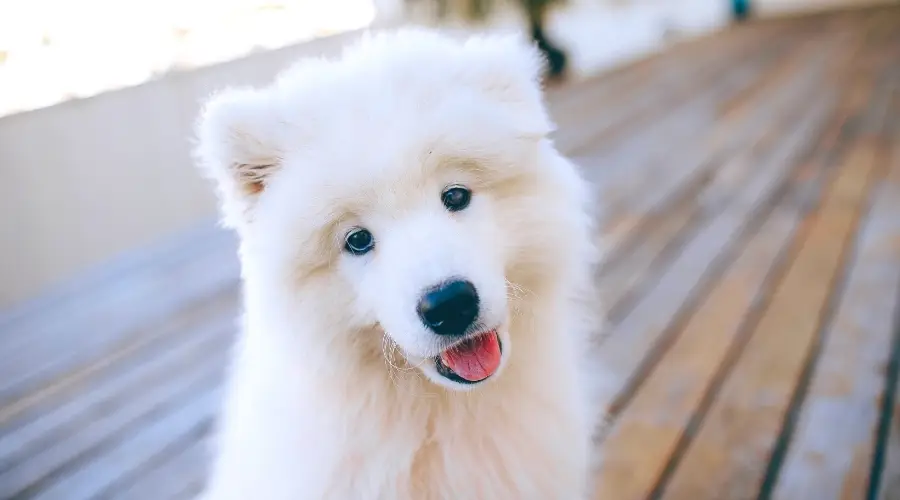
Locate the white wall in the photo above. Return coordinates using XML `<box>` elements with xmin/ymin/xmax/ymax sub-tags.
<box><xmin>0</xmin><ymin>1</ymin><xmax>734</xmax><ymax>308</ymax></box>
<box><xmin>0</xmin><ymin>32</ymin><xmax>361</xmax><ymax>308</ymax></box>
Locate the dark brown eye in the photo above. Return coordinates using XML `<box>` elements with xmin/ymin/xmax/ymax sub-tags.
<box><xmin>344</xmin><ymin>228</ymin><xmax>375</xmax><ymax>255</ymax></box>
<box><xmin>441</xmin><ymin>185</ymin><xmax>471</xmax><ymax>212</ymax></box>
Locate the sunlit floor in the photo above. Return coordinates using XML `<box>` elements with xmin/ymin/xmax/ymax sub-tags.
<box><xmin>2</xmin><ymin>5</ymin><xmax>900</xmax><ymax>499</ymax></box>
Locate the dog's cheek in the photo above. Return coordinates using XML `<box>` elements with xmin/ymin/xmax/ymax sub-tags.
<box><xmin>493</xmin><ymin>199</ymin><xmax>560</xmax><ymax>293</ymax></box>
<box><xmin>483</xmin><ymin>196</ymin><xmax>534</xmax><ymax>264</ymax></box>
<box><xmin>343</xmin><ymin>258</ymin><xmax>419</xmax><ymax>349</ymax></box>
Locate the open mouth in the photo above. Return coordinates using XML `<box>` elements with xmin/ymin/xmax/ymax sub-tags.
<box><xmin>434</xmin><ymin>329</ymin><xmax>502</xmax><ymax>384</ymax></box>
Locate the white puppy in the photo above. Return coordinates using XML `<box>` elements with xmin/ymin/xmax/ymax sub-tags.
<box><xmin>194</xmin><ymin>28</ymin><xmax>609</xmax><ymax>500</ymax></box>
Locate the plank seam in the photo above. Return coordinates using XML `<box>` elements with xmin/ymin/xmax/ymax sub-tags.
<box><xmin>868</xmin><ymin>250</ymin><xmax>900</xmax><ymax>500</ymax></box>
<box><xmin>643</xmin><ymin>135</ymin><xmax>835</xmax><ymax>500</ymax></box>
<box><xmin>865</xmin><ymin>84</ymin><xmax>900</xmax><ymax>500</ymax></box>
<box><xmin>604</xmin><ymin>78</ymin><xmax>836</xmax><ymax>419</ymax></box>
<box><xmin>604</xmin><ymin>167</ymin><xmax>719</xmax><ymax>323</ymax></box>
<box><xmin>756</xmin><ymin>160</ymin><xmax>875</xmax><ymax>500</ymax></box>
<box><xmin>94</xmin><ymin>417</ymin><xmax>213</xmax><ymax>499</ymax></box>
<box><xmin>5</xmin><ymin>370</ymin><xmax>221</xmax><ymax>499</ymax></box>
<box><xmin>640</xmin><ymin>70</ymin><xmax>854</xmax><ymax>496</ymax></box>
<box><xmin>758</xmin><ymin>67</ymin><xmax>898</xmax><ymax>500</ymax></box>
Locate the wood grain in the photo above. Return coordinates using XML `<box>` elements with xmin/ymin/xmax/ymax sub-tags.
<box><xmin>659</xmin><ymin>128</ymin><xmax>884</xmax><ymax>500</ymax></box>
<box><xmin>769</xmin><ymin>86</ymin><xmax>899</xmax><ymax>500</ymax></box>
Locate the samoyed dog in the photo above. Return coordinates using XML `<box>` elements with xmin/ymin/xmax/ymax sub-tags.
<box><xmin>194</xmin><ymin>28</ymin><xmax>609</xmax><ymax>500</ymax></box>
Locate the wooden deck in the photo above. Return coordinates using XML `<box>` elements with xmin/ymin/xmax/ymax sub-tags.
<box><xmin>2</xmin><ymin>6</ymin><xmax>900</xmax><ymax>499</ymax></box>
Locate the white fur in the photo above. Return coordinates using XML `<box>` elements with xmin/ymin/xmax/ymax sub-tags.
<box><xmin>193</xmin><ymin>28</ymin><xmax>611</xmax><ymax>500</ymax></box>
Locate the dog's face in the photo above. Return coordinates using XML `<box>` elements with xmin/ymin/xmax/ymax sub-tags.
<box><xmin>194</xmin><ymin>30</ymin><xmax>592</xmax><ymax>391</ymax></box>
<box><xmin>316</xmin><ymin>160</ymin><xmax>516</xmax><ymax>390</ymax></box>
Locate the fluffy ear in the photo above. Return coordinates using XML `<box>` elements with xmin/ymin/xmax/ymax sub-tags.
<box><xmin>193</xmin><ymin>87</ymin><xmax>282</xmax><ymax>229</ymax></box>
<box><xmin>459</xmin><ymin>33</ymin><xmax>554</xmax><ymax>138</ymax></box>
<box><xmin>348</xmin><ymin>29</ymin><xmax>554</xmax><ymax>139</ymax></box>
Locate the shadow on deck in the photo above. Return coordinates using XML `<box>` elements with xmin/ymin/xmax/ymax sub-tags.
<box><xmin>2</xmin><ymin>6</ymin><xmax>900</xmax><ymax>500</ymax></box>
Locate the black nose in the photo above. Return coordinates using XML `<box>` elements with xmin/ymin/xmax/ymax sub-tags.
<box><xmin>417</xmin><ymin>279</ymin><xmax>480</xmax><ymax>337</ymax></box>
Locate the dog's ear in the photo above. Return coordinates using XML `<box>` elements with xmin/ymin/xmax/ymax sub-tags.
<box><xmin>460</xmin><ymin>33</ymin><xmax>554</xmax><ymax>138</ymax></box>
<box><xmin>193</xmin><ymin>87</ymin><xmax>282</xmax><ymax>229</ymax></box>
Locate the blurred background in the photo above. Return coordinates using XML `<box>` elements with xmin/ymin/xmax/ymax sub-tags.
<box><xmin>0</xmin><ymin>0</ymin><xmax>858</xmax><ymax>308</ymax></box>
<box><xmin>2</xmin><ymin>0</ymin><xmax>899</xmax><ymax>499</ymax></box>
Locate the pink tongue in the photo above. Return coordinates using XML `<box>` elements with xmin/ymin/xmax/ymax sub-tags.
<box><xmin>440</xmin><ymin>332</ymin><xmax>501</xmax><ymax>382</ymax></box>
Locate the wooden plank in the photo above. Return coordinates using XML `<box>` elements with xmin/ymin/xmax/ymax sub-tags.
<box><xmin>602</xmin><ymin>133</ymin><xmax>775</xmax><ymax>320</ymax></box>
<box><xmin>0</xmin><ymin>353</ymin><xmax>224</xmax><ymax>499</ymax></box>
<box><xmin>596</xmin><ymin>77</ymin><xmax>832</xmax><ymax>401</ymax></box>
<box><xmin>564</xmin><ymin>24</ymin><xmax>800</xmax><ymax>155</ymax></box>
<box><xmin>595</xmin><ymin>37</ymin><xmax>835</xmax><ymax>259</ymax></box>
<box><xmin>571</xmin><ymin>36</ymin><xmax>776</xmax><ymax>180</ymax></box>
<box><xmin>596</xmin><ymin>176</ymin><xmax>807</xmax><ymax>500</ymax></box>
<box><xmin>593</xmin><ymin>86</ymin><xmax>843</xmax><ymax>500</ymax></box>
<box><xmin>30</xmin><ymin>387</ymin><xmax>221</xmax><ymax>500</ymax></box>
<box><xmin>0</xmin><ymin>232</ymin><xmax>239</xmax><ymax>406</ymax></box>
<box><xmin>879</xmin><ymin>354</ymin><xmax>900</xmax><ymax>500</ymax></box>
<box><xmin>770</xmin><ymin>96</ymin><xmax>899</xmax><ymax>500</ymax></box>
<box><xmin>880</xmin><ymin>118</ymin><xmax>900</xmax><ymax>490</ymax></box>
<box><xmin>569</xmin><ymin>40</ymin><xmax>779</xmax><ymax>217</ymax></box>
<box><xmin>770</xmin><ymin>86</ymin><xmax>900</xmax><ymax>500</ymax></box>
<box><xmin>563</xmin><ymin>21</ymin><xmax>793</xmax><ymax>175</ymax></box>
<box><xmin>598</xmin><ymin>43</ymin><xmax>832</xmax><ymax>317</ymax></box>
<box><xmin>594</xmin><ymin>37</ymin><xmax>820</xmax><ymax>309</ymax></box>
<box><xmin>0</xmin><ymin>311</ymin><xmax>231</xmax><ymax>471</ymax></box>
<box><xmin>590</xmin><ymin>21</ymin><xmax>893</xmax><ymax>485</ymax></box>
<box><xmin>659</xmin><ymin>122</ymin><xmax>884</xmax><ymax>500</ymax></box>
<box><xmin>598</xmin><ymin>190</ymin><xmax>698</xmax><ymax>312</ymax></box>
<box><xmin>717</xmin><ymin>36</ymin><xmax>824</xmax><ymax>122</ymax></box>
<box><xmin>872</xmin><ymin>66</ymin><xmax>900</xmax><ymax>500</ymax></box>
<box><xmin>556</xmin><ymin>25</ymin><xmax>795</xmax><ymax>155</ymax></box>
<box><xmin>596</xmin><ymin>6</ymin><xmax>883</xmax><ymax>406</ymax></box>
<box><xmin>0</xmin><ymin>287</ymin><xmax>237</xmax><ymax>430</ymax></box>
<box><xmin>566</xmin><ymin>38</ymin><xmax>809</xmax><ymax>287</ymax></box>
<box><xmin>0</xmin><ymin>223</ymin><xmax>232</xmax><ymax>330</ymax></box>
<box><xmin>101</xmin><ymin>437</ymin><xmax>211</xmax><ymax>500</ymax></box>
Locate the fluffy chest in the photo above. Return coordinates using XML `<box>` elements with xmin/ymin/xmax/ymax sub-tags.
<box><xmin>323</xmin><ymin>400</ymin><xmax>591</xmax><ymax>499</ymax></box>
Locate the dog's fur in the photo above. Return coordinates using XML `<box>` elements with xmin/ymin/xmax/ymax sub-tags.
<box><xmin>194</xmin><ymin>29</ymin><xmax>609</xmax><ymax>500</ymax></box>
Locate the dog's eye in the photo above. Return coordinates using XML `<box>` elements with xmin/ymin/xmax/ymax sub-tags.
<box><xmin>344</xmin><ymin>228</ymin><xmax>375</xmax><ymax>255</ymax></box>
<box><xmin>441</xmin><ymin>185</ymin><xmax>471</xmax><ymax>212</ymax></box>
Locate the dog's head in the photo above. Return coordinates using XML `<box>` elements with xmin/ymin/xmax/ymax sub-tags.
<box><xmin>194</xmin><ymin>30</ymin><xmax>594</xmax><ymax>391</ymax></box>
